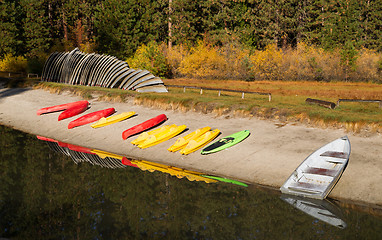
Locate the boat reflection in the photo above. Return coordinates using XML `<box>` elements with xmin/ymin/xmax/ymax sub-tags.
<box><xmin>281</xmin><ymin>194</ymin><xmax>347</xmax><ymax>229</ymax></box>
<box><xmin>36</xmin><ymin>135</ymin><xmax>248</xmax><ymax>186</ymax></box>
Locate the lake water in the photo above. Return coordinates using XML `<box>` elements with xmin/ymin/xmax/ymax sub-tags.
<box><xmin>1</xmin><ymin>125</ymin><xmax>381</xmax><ymax>239</ymax></box>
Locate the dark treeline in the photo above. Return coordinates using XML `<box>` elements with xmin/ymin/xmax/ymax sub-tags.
<box><xmin>1</xmin><ymin>0</ymin><xmax>382</xmax><ymax>60</ymax></box>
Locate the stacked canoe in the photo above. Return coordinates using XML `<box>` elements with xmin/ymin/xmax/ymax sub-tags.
<box><xmin>41</xmin><ymin>48</ymin><xmax>168</xmax><ymax>93</ymax></box>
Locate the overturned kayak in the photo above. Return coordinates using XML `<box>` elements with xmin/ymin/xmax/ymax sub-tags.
<box><xmin>91</xmin><ymin>111</ymin><xmax>135</xmax><ymax>128</ymax></box>
<box><xmin>37</xmin><ymin>100</ymin><xmax>89</xmax><ymax>115</ymax></box>
<box><xmin>280</xmin><ymin>136</ymin><xmax>351</xmax><ymax>200</ymax></box>
<box><xmin>168</xmin><ymin>126</ymin><xmax>211</xmax><ymax>152</ymax></box>
<box><xmin>179</xmin><ymin>129</ymin><xmax>220</xmax><ymax>155</ymax></box>
<box><xmin>58</xmin><ymin>101</ymin><xmax>89</xmax><ymax>121</ymax></box>
<box><xmin>138</xmin><ymin>124</ymin><xmax>187</xmax><ymax>149</ymax></box>
<box><xmin>201</xmin><ymin>130</ymin><xmax>250</xmax><ymax>155</ymax></box>
<box><xmin>122</xmin><ymin>114</ymin><xmax>167</xmax><ymax>140</ymax></box>
<box><xmin>68</xmin><ymin>108</ymin><xmax>115</xmax><ymax>129</ymax></box>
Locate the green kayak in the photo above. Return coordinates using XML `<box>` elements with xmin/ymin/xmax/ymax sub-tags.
<box><xmin>201</xmin><ymin>130</ymin><xmax>250</xmax><ymax>155</ymax></box>
<box><xmin>201</xmin><ymin>175</ymin><xmax>248</xmax><ymax>187</ymax></box>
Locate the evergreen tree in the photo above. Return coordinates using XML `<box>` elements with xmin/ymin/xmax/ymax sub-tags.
<box><xmin>301</xmin><ymin>0</ymin><xmax>324</xmax><ymax>46</ymax></box>
<box><xmin>360</xmin><ymin>0</ymin><xmax>382</xmax><ymax>51</ymax></box>
<box><xmin>94</xmin><ymin>0</ymin><xmax>167</xmax><ymax>59</ymax></box>
<box><xmin>319</xmin><ymin>0</ymin><xmax>362</xmax><ymax>50</ymax></box>
<box><xmin>170</xmin><ymin>0</ymin><xmax>205</xmax><ymax>46</ymax></box>
<box><xmin>20</xmin><ymin>0</ymin><xmax>51</xmax><ymax>57</ymax></box>
<box><xmin>0</xmin><ymin>0</ymin><xmax>20</xmax><ymax>57</ymax></box>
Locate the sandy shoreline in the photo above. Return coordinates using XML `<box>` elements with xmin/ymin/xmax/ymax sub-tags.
<box><xmin>1</xmin><ymin>87</ymin><xmax>382</xmax><ymax>207</ymax></box>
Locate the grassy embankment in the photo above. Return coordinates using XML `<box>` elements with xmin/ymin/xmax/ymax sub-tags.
<box><xmin>33</xmin><ymin>78</ymin><xmax>382</xmax><ymax>135</ymax></box>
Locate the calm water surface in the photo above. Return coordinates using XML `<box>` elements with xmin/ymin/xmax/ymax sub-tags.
<box><xmin>1</xmin><ymin>125</ymin><xmax>381</xmax><ymax>239</ymax></box>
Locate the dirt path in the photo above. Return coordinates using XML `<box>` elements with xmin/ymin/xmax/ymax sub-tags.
<box><xmin>1</xmin><ymin>87</ymin><xmax>381</xmax><ymax>207</ymax></box>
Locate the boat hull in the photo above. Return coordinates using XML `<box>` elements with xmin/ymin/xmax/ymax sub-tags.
<box><xmin>138</xmin><ymin>124</ymin><xmax>187</xmax><ymax>149</ymax></box>
<box><xmin>68</xmin><ymin>108</ymin><xmax>115</xmax><ymax>129</ymax></box>
<box><xmin>58</xmin><ymin>101</ymin><xmax>89</xmax><ymax>121</ymax></box>
<box><xmin>280</xmin><ymin>136</ymin><xmax>351</xmax><ymax>200</ymax></box>
<box><xmin>37</xmin><ymin>100</ymin><xmax>89</xmax><ymax>115</ymax></box>
<box><xmin>168</xmin><ymin>127</ymin><xmax>211</xmax><ymax>152</ymax></box>
<box><xmin>91</xmin><ymin>111</ymin><xmax>135</xmax><ymax>128</ymax></box>
<box><xmin>131</xmin><ymin>125</ymin><xmax>173</xmax><ymax>145</ymax></box>
<box><xmin>201</xmin><ymin>130</ymin><xmax>250</xmax><ymax>155</ymax></box>
<box><xmin>179</xmin><ymin>129</ymin><xmax>220</xmax><ymax>155</ymax></box>
<box><xmin>122</xmin><ymin>114</ymin><xmax>167</xmax><ymax>140</ymax></box>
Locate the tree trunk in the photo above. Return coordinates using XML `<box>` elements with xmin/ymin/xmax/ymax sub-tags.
<box><xmin>168</xmin><ymin>0</ymin><xmax>172</xmax><ymax>50</ymax></box>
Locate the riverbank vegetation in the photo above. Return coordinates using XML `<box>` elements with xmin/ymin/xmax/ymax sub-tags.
<box><xmin>34</xmin><ymin>79</ymin><xmax>382</xmax><ymax>135</ymax></box>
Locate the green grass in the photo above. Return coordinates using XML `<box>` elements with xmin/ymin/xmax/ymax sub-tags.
<box><xmin>28</xmin><ymin>80</ymin><xmax>382</xmax><ymax>132</ymax></box>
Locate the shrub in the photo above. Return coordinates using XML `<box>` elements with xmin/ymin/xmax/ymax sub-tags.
<box><xmin>178</xmin><ymin>40</ymin><xmax>227</xmax><ymax>79</ymax></box>
<box><xmin>354</xmin><ymin>48</ymin><xmax>381</xmax><ymax>82</ymax></box>
<box><xmin>127</xmin><ymin>41</ymin><xmax>171</xmax><ymax>78</ymax></box>
<box><xmin>80</xmin><ymin>40</ymin><xmax>97</xmax><ymax>54</ymax></box>
<box><xmin>249</xmin><ymin>44</ymin><xmax>283</xmax><ymax>80</ymax></box>
<box><xmin>27</xmin><ymin>52</ymin><xmax>48</xmax><ymax>75</ymax></box>
<box><xmin>219</xmin><ymin>41</ymin><xmax>252</xmax><ymax>80</ymax></box>
<box><xmin>0</xmin><ymin>54</ymin><xmax>28</xmax><ymax>73</ymax></box>
<box><xmin>164</xmin><ymin>44</ymin><xmax>190</xmax><ymax>78</ymax></box>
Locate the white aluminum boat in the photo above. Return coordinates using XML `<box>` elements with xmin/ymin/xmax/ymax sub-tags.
<box><xmin>280</xmin><ymin>136</ymin><xmax>351</xmax><ymax>200</ymax></box>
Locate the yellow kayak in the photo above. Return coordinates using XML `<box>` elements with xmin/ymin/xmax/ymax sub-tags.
<box><xmin>179</xmin><ymin>129</ymin><xmax>220</xmax><ymax>155</ymax></box>
<box><xmin>130</xmin><ymin>160</ymin><xmax>217</xmax><ymax>183</ymax></box>
<box><xmin>91</xmin><ymin>149</ymin><xmax>124</xmax><ymax>160</ymax></box>
<box><xmin>138</xmin><ymin>124</ymin><xmax>187</xmax><ymax>149</ymax></box>
<box><xmin>168</xmin><ymin>126</ymin><xmax>211</xmax><ymax>152</ymax></box>
<box><xmin>91</xmin><ymin>111</ymin><xmax>135</xmax><ymax>128</ymax></box>
<box><xmin>131</xmin><ymin>124</ymin><xmax>174</xmax><ymax>145</ymax></box>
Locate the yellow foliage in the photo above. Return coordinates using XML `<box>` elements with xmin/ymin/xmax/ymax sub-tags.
<box><xmin>160</xmin><ymin>40</ymin><xmax>382</xmax><ymax>82</ymax></box>
<box><xmin>249</xmin><ymin>44</ymin><xmax>283</xmax><ymax>80</ymax></box>
<box><xmin>165</xmin><ymin>44</ymin><xmax>190</xmax><ymax>76</ymax></box>
<box><xmin>0</xmin><ymin>54</ymin><xmax>28</xmax><ymax>73</ymax></box>
<box><xmin>127</xmin><ymin>41</ymin><xmax>170</xmax><ymax>77</ymax></box>
<box><xmin>178</xmin><ymin>41</ymin><xmax>227</xmax><ymax>78</ymax></box>
<box><xmin>219</xmin><ymin>42</ymin><xmax>251</xmax><ymax>79</ymax></box>
<box><xmin>79</xmin><ymin>40</ymin><xmax>96</xmax><ymax>54</ymax></box>
<box><xmin>355</xmin><ymin>48</ymin><xmax>380</xmax><ymax>81</ymax></box>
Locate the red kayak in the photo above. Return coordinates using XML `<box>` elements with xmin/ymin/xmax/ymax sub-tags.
<box><xmin>37</xmin><ymin>100</ymin><xmax>89</xmax><ymax>115</ymax></box>
<box><xmin>122</xmin><ymin>157</ymin><xmax>139</xmax><ymax>168</ymax></box>
<box><xmin>122</xmin><ymin>114</ymin><xmax>167</xmax><ymax>140</ymax></box>
<box><xmin>68</xmin><ymin>108</ymin><xmax>115</xmax><ymax>129</ymax></box>
<box><xmin>58</xmin><ymin>101</ymin><xmax>89</xmax><ymax>121</ymax></box>
<box><xmin>36</xmin><ymin>135</ymin><xmax>58</xmax><ymax>142</ymax></box>
<box><xmin>58</xmin><ymin>142</ymin><xmax>96</xmax><ymax>155</ymax></box>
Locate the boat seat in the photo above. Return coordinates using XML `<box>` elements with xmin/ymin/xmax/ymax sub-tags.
<box><xmin>303</xmin><ymin>167</ymin><xmax>338</xmax><ymax>177</ymax></box>
<box><xmin>288</xmin><ymin>182</ymin><xmax>327</xmax><ymax>194</ymax></box>
<box><xmin>320</xmin><ymin>151</ymin><xmax>348</xmax><ymax>159</ymax></box>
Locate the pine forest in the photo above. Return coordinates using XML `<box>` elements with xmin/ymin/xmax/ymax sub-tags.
<box><xmin>1</xmin><ymin>0</ymin><xmax>382</xmax><ymax>82</ymax></box>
